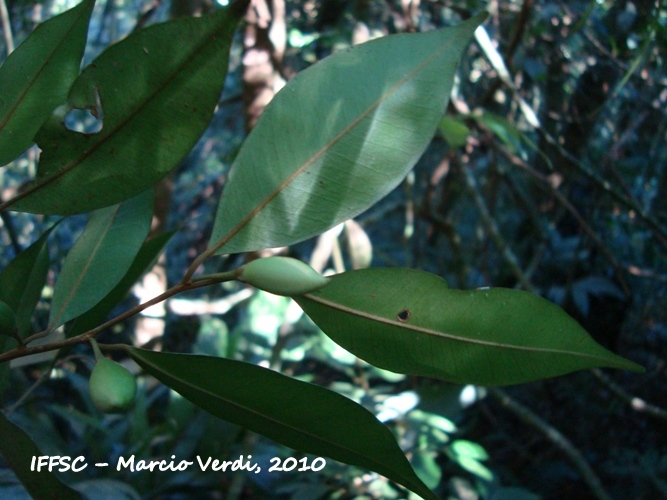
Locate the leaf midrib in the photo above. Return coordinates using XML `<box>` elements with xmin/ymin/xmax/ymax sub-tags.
<box><xmin>303</xmin><ymin>293</ymin><xmax>611</xmax><ymax>361</ymax></box>
<box><xmin>0</xmin><ymin>0</ymin><xmax>90</xmax><ymax>132</ymax></box>
<box><xmin>9</xmin><ymin>12</ymin><xmax>231</xmax><ymax>210</ymax></box>
<box><xmin>212</xmin><ymin>32</ymin><xmax>449</xmax><ymax>253</ymax></box>
<box><xmin>131</xmin><ymin>349</ymin><xmax>427</xmax><ymax>494</ymax></box>
<box><xmin>50</xmin><ymin>205</ymin><xmax>119</xmax><ymax>327</ymax></box>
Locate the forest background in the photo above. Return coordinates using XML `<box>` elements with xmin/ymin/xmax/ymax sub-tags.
<box><xmin>0</xmin><ymin>0</ymin><xmax>665</xmax><ymax>498</ymax></box>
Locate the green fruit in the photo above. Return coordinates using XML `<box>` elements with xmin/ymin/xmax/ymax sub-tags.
<box><xmin>239</xmin><ymin>256</ymin><xmax>330</xmax><ymax>296</ymax></box>
<box><xmin>89</xmin><ymin>358</ymin><xmax>137</xmax><ymax>413</ymax></box>
<box><xmin>0</xmin><ymin>301</ymin><xmax>17</xmax><ymax>337</ymax></box>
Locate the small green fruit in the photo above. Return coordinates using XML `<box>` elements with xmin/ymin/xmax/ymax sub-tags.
<box><xmin>89</xmin><ymin>358</ymin><xmax>137</xmax><ymax>413</ymax></box>
<box><xmin>0</xmin><ymin>300</ymin><xmax>17</xmax><ymax>337</ymax></box>
<box><xmin>239</xmin><ymin>256</ymin><xmax>329</xmax><ymax>296</ymax></box>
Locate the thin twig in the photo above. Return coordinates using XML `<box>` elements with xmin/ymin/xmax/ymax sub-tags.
<box><xmin>497</xmin><ymin>145</ymin><xmax>631</xmax><ymax>296</ymax></box>
<box><xmin>419</xmin><ymin>209</ymin><xmax>469</xmax><ymax>287</ymax></box>
<box><xmin>461</xmin><ymin>160</ymin><xmax>535</xmax><ymax>291</ymax></box>
<box><xmin>505</xmin><ymin>0</ymin><xmax>533</xmax><ymax>68</ymax></box>
<box><xmin>473</xmin><ymin>4</ymin><xmax>667</xmax><ymax>251</ymax></box>
<box><xmin>5</xmin><ymin>354</ymin><xmax>91</xmax><ymax>414</ymax></box>
<box><xmin>590</xmin><ymin>369</ymin><xmax>667</xmax><ymax>420</ymax></box>
<box><xmin>131</xmin><ymin>0</ymin><xmax>163</xmax><ymax>33</ymax></box>
<box><xmin>488</xmin><ymin>387</ymin><xmax>612</xmax><ymax>500</ymax></box>
<box><xmin>0</xmin><ymin>272</ymin><xmax>239</xmax><ymax>364</ymax></box>
<box><xmin>0</xmin><ymin>0</ymin><xmax>13</xmax><ymax>55</ymax></box>
<box><xmin>479</xmin><ymin>0</ymin><xmax>534</xmax><ymax>105</ymax></box>
<box><xmin>5</xmin><ymin>357</ymin><xmax>58</xmax><ymax>414</ymax></box>
<box><xmin>538</xmin><ymin>129</ymin><xmax>667</xmax><ymax>251</ymax></box>
<box><xmin>0</xmin><ymin>211</ymin><xmax>22</xmax><ymax>255</ymax></box>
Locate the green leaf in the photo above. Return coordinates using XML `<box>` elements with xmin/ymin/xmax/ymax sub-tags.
<box><xmin>50</xmin><ymin>190</ymin><xmax>153</xmax><ymax>328</ymax></box>
<box><xmin>209</xmin><ymin>13</ymin><xmax>487</xmax><ymax>255</ymax></box>
<box><xmin>67</xmin><ymin>230</ymin><xmax>175</xmax><ymax>337</ymax></box>
<box><xmin>294</xmin><ymin>268</ymin><xmax>644</xmax><ymax>386</ymax></box>
<box><xmin>126</xmin><ymin>348</ymin><xmax>438</xmax><ymax>500</ymax></box>
<box><xmin>450</xmin><ymin>439</ymin><xmax>488</xmax><ymax>460</ymax></box>
<box><xmin>0</xmin><ymin>412</ymin><xmax>83</xmax><ymax>499</ymax></box>
<box><xmin>471</xmin><ymin>111</ymin><xmax>551</xmax><ymax>167</ymax></box>
<box><xmin>9</xmin><ymin>0</ymin><xmax>248</xmax><ymax>215</ymax></box>
<box><xmin>473</xmin><ymin>112</ymin><xmax>523</xmax><ymax>153</ymax></box>
<box><xmin>439</xmin><ymin>115</ymin><xmax>470</xmax><ymax>148</ymax></box>
<box><xmin>452</xmin><ymin>455</ymin><xmax>493</xmax><ymax>481</ymax></box>
<box><xmin>409</xmin><ymin>409</ymin><xmax>457</xmax><ymax>434</ymax></box>
<box><xmin>447</xmin><ymin>440</ymin><xmax>492</xmax><ymax>481</ymax></box>
<box><xmin>0</xmin><ymin>224</ymin><xmax>57</xmax><ymax>339</ymax></box>
<box><xmin>412</xmin><ymin>450</ymin><xmax>442</xmax><ymax>490</ymax></box>
<box><xmin>0</xmin><ymin>0</ymin><xmax>94</xmax><ymax>166</ymax></box>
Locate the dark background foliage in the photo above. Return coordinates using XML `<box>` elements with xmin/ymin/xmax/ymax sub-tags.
<box><xmin>1</xmin><ymin>0</ymin><xmax>665</xmax><ymax>498</ymax></box>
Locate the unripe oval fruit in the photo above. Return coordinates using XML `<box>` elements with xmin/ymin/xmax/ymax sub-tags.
<box><xmin>0</xmin><ymin>300</ymin><xmax>17</xmax><ymax>337</ymax></box>
<box><xmin>89</xmin><ymin>358</ymin><xmax>137</xmax><ymax>413</ymax></box>
<box><xmin>239</xmin><ymin>256</ymin><xmax>329</xmax><ymax>296</ymax></box>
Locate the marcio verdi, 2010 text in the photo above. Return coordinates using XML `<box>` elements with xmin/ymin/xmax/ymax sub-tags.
<box><xmin>30</xmin><ymin>454</ymin><xmax>326</xmax><ymax>474</ymax></box>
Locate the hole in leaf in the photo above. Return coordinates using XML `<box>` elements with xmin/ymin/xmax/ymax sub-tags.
<box><xmin>65</xmin><ymin>108</ymin><xmax>104</xmax><ymax>133</ymax></box>
<box><xmin>397</xmin><ymin>309</ymin><xmax>411</xmax><ymax>322</ymax></box>
<box><xmin>64</xmin><ymin>87</ymin><xmax>104</xmax><ymax>133</ymax></box>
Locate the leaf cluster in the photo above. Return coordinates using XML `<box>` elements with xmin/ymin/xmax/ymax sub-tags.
<box><xmin>0</xmin><ymin>0</ymin><xmax>657</xmax><ymax>498</ymax></box>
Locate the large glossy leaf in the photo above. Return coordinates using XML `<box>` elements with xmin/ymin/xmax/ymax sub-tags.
<box><xmin>127</xmin><ymin>348</ymin><xmax>437</xmax><ymax>500</ymax></box>
<box><xmin>9</xmin><ymin>0</ymin><xmax>248</xmax><ymax>215</ymax></box>
<box><xmin>209</xmin><ymin>13</ymin><xmax>487</xmax><ymax>255</ymax></box>
<box><xmin>0</xmin><ymin>224</ymin><xmax>57</xmax><ymax>339</ymax></box>
<box><xmin>50</xmin><ymin>190</ymin><xmax>153</xmax><ymax>328</ymax></box>
<box><xmin>67</xmin><ymin>230</ymin><xmax>175</xmax><ymax>337</ymax></box>
<box><xmin>0</xmin><ymin>0</ymin><xmax>94</xmax><ymax>166</ymax></box>
<box><xmin>294</xmin><ymin>268</ymin><xmax>644</xmax><ymax>386</ymax></box>
<box><xmin>0</xmin><ymin>412</ymin><xmax>82</xmax><ymax>499</ymax></box>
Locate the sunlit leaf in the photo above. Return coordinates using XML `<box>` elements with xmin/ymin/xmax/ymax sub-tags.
<box><xmin>294</xmin><ymin>268</ymin><xmax>644</xmax><ymax>386</ymax></box>
<box><xmin>209</xmin><ymin>13</ymin><xmax>487</xmax><ymax>254</ymax></box>
<box><xmin>0</xmin><ymin>412</ymin><xmax>82</xmax><ymax>499</ymax></box>
<box><xmin>447</xmin><ymin>439</ymin><xmax>492</xmax><ymax>482</ymax></box>
<box><xmin>0</xmin><ymin>224</ymin><xmax>58</xmax><ymax>339</ymax></box>
<box><xmin>450</xmin><ymin>439</ymin><xmax>488</xmax><ymax>460</ymax></box>
<box><xmin>453</xmin><ymin>455</ymin><xmax>493</xmax><ymax>481</ymax></box>
<box><xmin>50</xmin><ymin>190</ymin><xmax>153</xmax><ymax>327</ymax></box>
<box><xmin>409</xmin><ymin>409</ymin><xmax>457</xmax><ymax>434</ymax></box>
<box><xmin>0</xmin><ymin>0</ymin><xmax>94</xmax><ymax>166</ymax></box>
<box><xmin>412</xmin><ymin>450</ymin><xmax>441</xmax><ymax>489</ymax></box>
<box><xmin>9</xmin><ymin>0</ymin><xmax>248</xmax><ymax>214</ymax></box>
<box><xmin>127</xmin><ymin>348</ymin><xmax>438</xmax><ymax>500</ymax></box>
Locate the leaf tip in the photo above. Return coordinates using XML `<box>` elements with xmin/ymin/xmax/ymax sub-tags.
<box><xmin>599</xmin><ymin>350</ymin><xmax>645</xmax><ymax>374</ymax></box>
<box><xmin>621</xmin><ymin>359</ymin><xmax>646</xmax><ymax>374</ymax></box>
